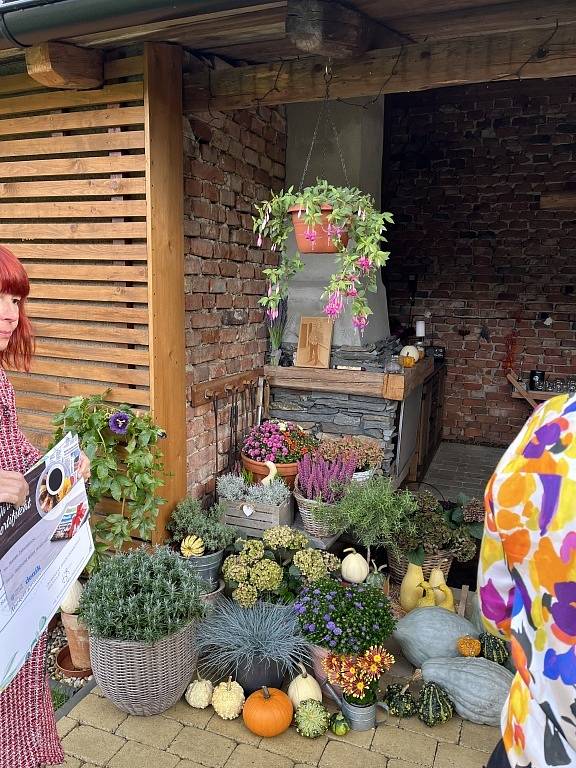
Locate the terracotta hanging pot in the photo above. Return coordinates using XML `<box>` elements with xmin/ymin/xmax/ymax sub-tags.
<box><xmin>288</xmin><ymin>204</ymin><xmax>349</xmax><ymax>253</ymax></box>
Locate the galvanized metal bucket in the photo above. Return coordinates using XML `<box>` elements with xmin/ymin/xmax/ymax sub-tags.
<box><xmin>341</xmin><ymin>698</ymin><xmax>377</xmax><ymax>731</ymax></box>
<box><xmin>183</xmin><ymin>550</ymin><xmax>223</xmax><ymax>591</ymax></box>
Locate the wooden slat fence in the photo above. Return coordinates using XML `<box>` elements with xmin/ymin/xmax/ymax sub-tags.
<box><xmin>0</xmin><ymin>45</ymin><xmax>186</xmax><ymax>544</ymax></box>
<box><xmin>0</xmin><ymin>52</ymin><xmax>148</xmax><ymax>451</ymax></box>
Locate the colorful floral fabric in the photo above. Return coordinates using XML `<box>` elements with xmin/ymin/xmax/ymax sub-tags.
<box><xmin>478</xmin><ymin>394</ymin><xmax>576</xmax><ymax>768</ymax></box>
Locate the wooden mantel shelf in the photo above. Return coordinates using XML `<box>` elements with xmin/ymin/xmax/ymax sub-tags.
<box><xmin>264</xmin><ymin>357</ymin><xmax>434</xmax><ymax>401</ymax></box>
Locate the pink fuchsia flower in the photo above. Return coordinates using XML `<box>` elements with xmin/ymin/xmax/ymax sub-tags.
<box><xmin>304</xmin><ymin>229</ymin><xmax>317</xmax><ymax>242</ymax></box>
<box><xmin>324</xmin><ymin>291</ymin><xmax>344</xmax><ymax>318</ymax></box>
<box><xmin>345</xmin><ymin>284</ymin><xmax>358</xmax><ymax>298</ymax></box>
<box><xmin>257</xmin><ymin>235</ymin><xmax>263</xmax><ymax>247</ymax></box>
<box><xmin>266</xmin><ymin>307</ymin><xmax>279</xmax><ymax>321</ymax></box>
<box><xmin>327</xmin><ymin>223</ymin><xmax>344</xmax><ymax>237</ymax></box>
<box><xmin>352</xmin><ymin>314</ymin><xmax>369</xmax><ymax>331</ymax></box>
<box><xmin>357</xmin><ymin>256</ymin><xmax>372</xmax><ymax>274</ymax></box>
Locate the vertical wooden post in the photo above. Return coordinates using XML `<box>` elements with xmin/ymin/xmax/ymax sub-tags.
<box><xmin>144</xmin><ymin>42</ymin><xmax>186</xmax><ymax>544</ymax></box>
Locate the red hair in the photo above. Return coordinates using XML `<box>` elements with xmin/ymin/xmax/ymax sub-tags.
<box><xmin>0</xmin><ymin>246</ymin><xmax>33</xmax><ymax>371</ymax></box>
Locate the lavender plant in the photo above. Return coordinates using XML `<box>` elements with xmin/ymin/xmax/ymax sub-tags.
<box><xmin>195</xmin><ymin>599</ymin><xmax>310</xmax><ymax>680</ymax></box>
<box><xmin>296</xmin><ymin>452</ymin><xmax>356</xmax><ymax>503</ymax></box>
<box><xmin>78</xmin><ymin>547</ymin><xmax>205</xmax><ymax>643</ymax></box>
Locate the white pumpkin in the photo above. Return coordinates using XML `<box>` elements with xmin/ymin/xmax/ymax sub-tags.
<box><xmin>211</xmin><ymin>677</ymin><xmax>245</xmax><ymax>720</ymax></box>
<box><xmin>341</xmin><ymin>548</ymin><xmax>369</xmax><ymax>583</ymax></box>
<box><xmin>185</xmin><ymin>676</ymin><xmax>214</xmax><ymax>709</ymax></box>
<box><xmin>287</xmin><ymin>663</ymin><xmax>322</xmax><ymax>708</ymax></box>
<box><xmin>400</xmin><ymin>345</ymin><xmax>419</xmax><ymax>362</ymax></box>
<box><xmin>60</xmin><ymin>580</ymin><xmax>83</xmax><ymax>615</ymax></box>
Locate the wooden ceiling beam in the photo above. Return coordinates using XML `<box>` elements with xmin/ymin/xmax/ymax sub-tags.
<box><xmin>25</xmin><ymin>42</ymin><xmax>103</xmax><ymax>90</ymax></box>
<box><xmin>285</xmin><ymin>0</ymin><xmax>404</xmax><ymax>59</ymax></box>
<box><xmin>184</xmin><ymin>23</ymin><xmax>576</xmax><ymax>112</ymax></box>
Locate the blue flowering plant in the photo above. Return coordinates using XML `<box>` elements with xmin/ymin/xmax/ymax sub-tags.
<box><xmin>294</xmin><ymin>578</ymin><xmax>396</xmax><ymax>654</ymax></box>
<box><xmin>52</xmin><ymin>392</ymin><xmax>166</xmax><ymax>571</ymax></box>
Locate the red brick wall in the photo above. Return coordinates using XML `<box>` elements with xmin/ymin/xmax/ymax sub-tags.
<box><xmin>384</xmin><ymin>79</ymin><xmax>576</xmax><ymax>446</ymax></box>
<box><xmin>184</xmin><ymin>107</ymin><xmax>286</xmax><ymax>496</ymax></box>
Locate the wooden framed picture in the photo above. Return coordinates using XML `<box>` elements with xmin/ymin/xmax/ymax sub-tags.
<box><xmin>295</xmin><ymin>316</ymin><xmax>333</xmax><ymax>369</ymax></box>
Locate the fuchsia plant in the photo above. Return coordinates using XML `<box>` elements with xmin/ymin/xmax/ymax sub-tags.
<box><xmin>297</xmin><ymin>452</ymin><xmax>356</xmax><ymax>504</ymax></box>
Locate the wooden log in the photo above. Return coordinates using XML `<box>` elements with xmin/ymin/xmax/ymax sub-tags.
<box><xmin>25</xmin><ymin>42</ymin><xmax>104</xmax><ymax>90</ymax></box>
<box><xmin>184</xmin><ymin>23</ymin><xmax>576</xmax><ymax>111</ymax></box>
<box><xmin>540</xmin><ymin>192</ymin><xmax>576</xmax><ymax>209</ymax></box>
<box><xmin>286</xmin><ymin>0</ymin><xmax>390</xmax><ymax>59</ymax></box>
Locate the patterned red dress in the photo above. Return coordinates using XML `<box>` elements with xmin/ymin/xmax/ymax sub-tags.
<box><xmin>0</xmin><ymin>368</ymin><xmax>64</xmax><ymax>768</ymax></box>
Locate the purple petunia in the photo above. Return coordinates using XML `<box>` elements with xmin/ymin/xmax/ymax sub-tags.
<box><xmin>108</xmin><ymin>411</ymin><xmax>131</xmax><ymax>435</ymax></box>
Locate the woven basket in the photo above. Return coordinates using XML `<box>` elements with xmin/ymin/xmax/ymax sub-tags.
<box><xmin>90</xmin><ymin>621</ymin><xmax>198</xmax><ymax>716</ymax></box>
<box><xmin>293</xmin><ymin>480</ymin><xmax>334</xmax><ymax>538</ymax></box>
<box><xmin>387</xmin><ymin>549</ymin><xmax>454</xmax><ymax>584</ymax></box>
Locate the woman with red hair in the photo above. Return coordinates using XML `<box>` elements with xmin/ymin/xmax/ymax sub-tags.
<box><xmin>0</xmin><ymin>246</ymin><xmax>90</xmax><ymax>768</ymax></box>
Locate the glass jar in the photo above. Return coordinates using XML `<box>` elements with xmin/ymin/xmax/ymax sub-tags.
<box><xmin>385</xmin><ymin>355</ymin><xmax>402</xmax><ymax>374</ymax></box>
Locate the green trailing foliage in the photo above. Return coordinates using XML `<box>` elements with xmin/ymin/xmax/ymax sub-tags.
<box><xmin>52</xmin><ymin>392</ymin><xmax>165</xmax><ymax>572</ymax></box>
<box><xmin>78</xmin><ymin>547</ymin><xmax>205</xmax><ymax>643</ymax></box>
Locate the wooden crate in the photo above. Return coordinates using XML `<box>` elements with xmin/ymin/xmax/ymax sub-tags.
<box><xmin>221</xmin><ymin>496</ymin><xmax>294</xmax><ymax>538</ymax></box>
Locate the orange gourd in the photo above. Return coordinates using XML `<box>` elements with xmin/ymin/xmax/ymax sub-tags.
<box><xmin>242</xmin><ymin>686</ymin><xmax>293</xmax><ymax>737</ymax></box>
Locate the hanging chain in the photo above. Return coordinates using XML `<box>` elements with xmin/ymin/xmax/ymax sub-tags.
<box><xmin>298</xmin><ymin>62</ymin><xmax>349</xmax><ymax>190</ymax></box>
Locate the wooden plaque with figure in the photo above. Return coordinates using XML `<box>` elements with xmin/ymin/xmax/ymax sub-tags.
<box><xmin>295</xmin><ymin>316</ymin><xmax>333</xmax><ymax>369</ymax></box>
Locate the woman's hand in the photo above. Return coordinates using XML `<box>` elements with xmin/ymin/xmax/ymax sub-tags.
<box><xmin>77</xmin><ymin>451</ymin><xmax>91</xmax><ymax>483</ymax></box>
<box><xmin>0</xmin><ymin>469</ymin><xmax>29</xmax><ymax>507</ymax></box>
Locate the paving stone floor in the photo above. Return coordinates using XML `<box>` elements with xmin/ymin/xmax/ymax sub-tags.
<box><xmin>61</xmin><ymin>681</ymin><xmax>500</xmax><ymax>768</ymax></box>
<box><xmin>422</xmin><ymin>442</ymin><xmax>505</xmax><ymax>502</ymax></box>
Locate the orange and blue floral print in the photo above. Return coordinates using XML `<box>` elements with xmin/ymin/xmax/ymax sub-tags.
<box><xmin>478</xmin><ymin>394</ymin><xmax>576</xmax><ymax>768</ymax></box>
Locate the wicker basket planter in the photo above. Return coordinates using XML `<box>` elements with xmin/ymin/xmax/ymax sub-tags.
<box><xmin>387</xmin><ymin>549</ymin><xmax>454</xmax><ymax>584</ymax></box>
<box><xmin>90</xmin><ymin>621</ymin><xmax>198</xmax><ymax>716</ymax></box>
<box><xmin>240</xmin><ymin>453</ymin><xmax>298</xmax><ymax>489</ymax></box>
<box><xmin>293</xmin><ymin>479</ymin><xmax>335</xmax><ymax>538</ymax></box>
<box><xmin>220</xmin><ymin>496</ymin><xmax>294</xmax><ymax>538</ymax></box>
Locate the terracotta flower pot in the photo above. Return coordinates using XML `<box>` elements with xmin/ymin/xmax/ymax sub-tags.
<box><xmin>240</xmin><ymin>453</ymin><xmax>298</xmax><ymax>490</ymax></box>
<box><xmin>288</xmin><ymin>204</ymin><xmax>349</xmax><ymax>254</ymax></box>
<box><xmin>61</xmin><ymin>611</ymin><xmax>91</xmax><ymax>670</ymax></box>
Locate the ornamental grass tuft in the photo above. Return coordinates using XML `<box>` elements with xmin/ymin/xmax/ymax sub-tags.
<box><xmin>195</xmin><ymin>598</ymin><xmax>310</xmax><ymax>680</ymax></box>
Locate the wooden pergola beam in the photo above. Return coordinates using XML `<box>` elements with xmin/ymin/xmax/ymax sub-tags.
<box><xmin>25</xmin><ymin>42</ymin><xmax>103</xmax><ymax>90</ymax></box>
<box><xmin>184</xmin><ymin>23</ymin><xmax>576</xmax><ymax>112</ymax></box>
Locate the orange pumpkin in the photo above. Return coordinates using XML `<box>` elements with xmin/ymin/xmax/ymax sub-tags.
<box><xmin>242</xmin><ymin>686</ymin><xmax>293</xmax><ymax>737</ymax></box>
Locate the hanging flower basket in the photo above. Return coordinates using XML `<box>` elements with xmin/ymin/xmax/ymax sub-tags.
<box><xmin>288</xmin><ymin>204</ymin><xmax>349</xmax><ymax>253</ymax></box>
<box><xmin>254</xmin><ymin>179</ymin><xmax>394</xmax><ymax>331</ymax></box>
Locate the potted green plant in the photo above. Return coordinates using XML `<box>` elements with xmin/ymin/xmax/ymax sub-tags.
<box><xmin>217</xmin><ymin>472</ymin><xmax>294</xmax><ymax>537</ymax></box>
<box><xmin>241</xmin><ymin>419</ymin><xmax>318</xmax><ymax>489</ymax></box>
<box><xmin>266</xmin><ymin>296</ymin><xmax>287</xmax><ymax>366</ymax></box>
<box><xmin>59</xmin><ymin>580</ymin><xmax>91</xmax><ymax>673</ymax></box>
<box><xmin>318</xmin><ymin>435</ymin><xmax>384</xmax><ymax>483</ymax></box>
<box><xmin>294</xmin><ymin>578</ymin><xmax>396</xmax><ymax>703</ymax></box>
<box><xmin>79</xmin><ymin>547</ymin><xmax>205</xmax><ymax>715</ymax></box>
<box><xmin>294</xmin><ymin>452</ymin><xmax>356</xmax><ymax>537</ymax></box>
<box><xmin>254</xmin><ymin>179</ymin><xmax>394</xmax><ymax>331</ymax></box>
<box><xmin>52</xmin><ymin>392</ymin><xmax>165</xmax><ymax>572</ymax></box>
<box><xmin>195</xmin><ymin>598</ymin><xmax>310</xmax><ymax>694</ymax></box>
<box><xmin>312</xmin><ymin>475</ymin><xmax>419</xmax><ymax>564</ymax></box>
<box><xmin>167</xmin><ymin>498</ymin><xmax>237</xmax><ymax>594</ymax></box>
<box><xmin>222</xmin><ymin>525</ymin><xmax>340</xmax><ymax>607</ymax></box>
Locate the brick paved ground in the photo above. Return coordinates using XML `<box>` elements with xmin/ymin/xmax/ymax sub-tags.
<box><xmin>422</xmin><ymin>442</ymin><xmax>505</xmax><ymax>502</ymax></box>
<box><xmin>60</xmin><ymin>676</ymin><xmax>500</xmax><ymax>768</ymax></box>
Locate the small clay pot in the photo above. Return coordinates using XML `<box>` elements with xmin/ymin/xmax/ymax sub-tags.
<box><xmin>56</xmin><ymin>645</ymin><xmax>92</xmax><ymax>679</ymax></box>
